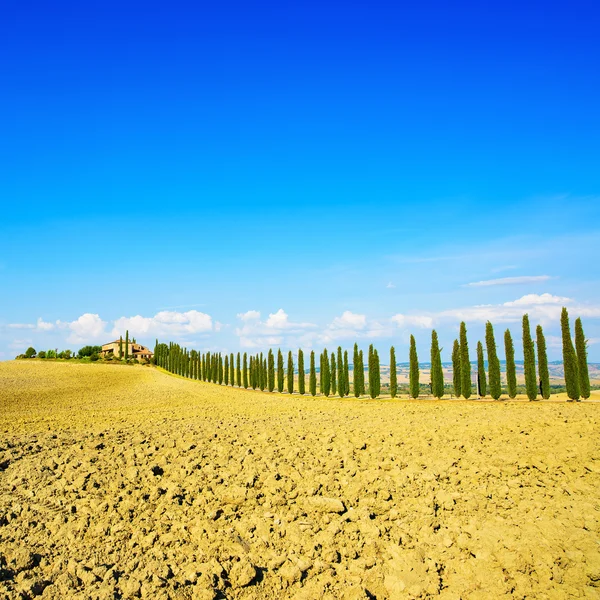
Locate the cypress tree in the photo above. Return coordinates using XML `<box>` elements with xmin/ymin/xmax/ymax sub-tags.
<box><xmin>536</xmin><ymin>324</ymin><xmax>551</xmax><ymax>400</ymax></box>
<box><xmin>368</xmin><ymin>344</ymin><xmax>375</xmax><ymax>398</ymax></box>
<box><xmin>298</xmin><ymin>349</ymin><xmax>305</xmax><ymax>395</ymax></box>
<box><xmin>268</xmin><ymin>349</ymin><xmax>275</xmax><ymax>392</ymax></box>
<box><xmin>431</xmin><ymin>331</ymin><xmax>444</xmax><ymax>399</ymax></box>
<box><xmin>230</xmin><ymin>353</ymin><xmax>234</xmax><ymax>386</ymax></box>
<box><xmin>309</xmin><ymin>351</ymin><xmax>317</xmax><ymax>396</ymax></box>
<box><xmin>224</xmin><ymin>355</ymin><xmax>229</xmax><ymax>386</ymax></box>
<box><xmin>263</xmin><ymin>356</ymin><xmax>267</xmax><ymax>391</ymax></box>
<box><xmin>125</xmin><ymin>330</ymin><xmax>129</xmax><ymax>361</ymax></box>
<box><xmin>287</xmin><ymin>351</ymin><xmax>294</xmax><ymax>394</ymax></box>
<box><xmin>219</xmin><ymin>354</ymin><xmax>224</xmax><ymax>385</ymax></box>
<box><xmin>561</xmin><ymin>307</ymin><xmax>580</xmax><ymax>401</ymax></box>
<box><xmin>358</xmin><ymin>350</ymin><xmax>365</xmax><ymax>396</ymax></box>
<box><xmin>236</xmin><ymin>352</ymin><xmax>241</xmax><ymax>387</ymax></box>
<box><xmin>476</xmin><ymin>341</ymin><xmax>487</xmax><ymax>397</ymax></box>
<box><xmin>459</xmin><ymin>322</ymin><xmax>471</xmax><ymax>399</ymax></box>
<box><xmin>331</xmin><ymin>352</ymin><xmax>337</xmax><ymax>396</ymax></box>
<box><xmin>344</xmin><ymin>350</ymin><xmax>349</xmax><ymax>396</ymax></box>
<box><xmin>259</xmin><ymin>352</ymin><xmax>265</xmax><ymax>391</ymax></box>
<box><xmin>485</xmin><ymin>322</ymin><xmax>502</xmax><ymax>400</ymax></box>
<box><xmin>119</xmin><ymin>336</ymin><xmax>123</xmax><ymax>359</ymax></box>
<box><xmin>373</xmin><ymin>348</ymin><xmax>381</xmax><ymax>398</ymax></box>
<box><xmin>390</xmin><ymin>346</ymin><xmax>397</xmax><ymax>398</ymax></box>
<box><xmin>337</xmin><ymin>347</ymin><xmax>344</xmax><ymax>398</ymax></box>
<box><xmin>353</xmin><ymin>344</ymin><xmax>360</xmax><ymax>397</ymax></box>
<box><xmin>277</xmin><ymin>349</ymin><xmax>284</xmax><ymax>392</ymax></box>
<box><xmin>504</xmin><ymin>329</ymin><xmax>517</xmax><ymax>399</ymax></box>
<box><xmin>322</xmin><ymin>350</ymin><xmax>331</xmax><ymax>396</ymax></box>
<box><xmin>206</xmin><ymin>352</ymin><xmax>211</xmax><ymax>381</ymax></box>
<box><xmin>243</xmin><ymin>353</ymin><xmax>248</xmax><ymax>389</ymax></box>
<box><xmin>522</xmin><ymin>314</ymin><xmax>537</xmax><ymax>401</ymax></box>
<box><xmin>452</xmin><ymin>339</ymin><xmax>461</xmax><ymax>398</ymax></box>
<box><xmin>409</xmin><ymin>335</ymin><xmax>419</xmax><ymax>399</ymax></box>
<box><xmin>249</xmin><ymin>356</ymin><xmax>254</xmax><ymax>389</ymax></box>
<box><xmin>575</xmin><ymin>318</ymin><xmax>590</xmax><ymax>400</ymax></box>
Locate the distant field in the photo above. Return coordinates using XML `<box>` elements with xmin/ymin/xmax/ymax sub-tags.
<box><xmin>1</xmin><ymin>361</ymin><xmax>599</xmax><ymax>599</ymax></box>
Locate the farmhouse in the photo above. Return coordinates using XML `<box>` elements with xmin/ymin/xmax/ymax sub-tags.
<box><xmin>100</xmin><ymin>339</ymin><xmax>154</xmax><ymax>361</ymax></box>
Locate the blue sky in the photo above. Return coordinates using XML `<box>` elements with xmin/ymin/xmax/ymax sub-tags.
<box><xmin>1</xmin><ymin>1</ymin><xmax>599</xmax><ymax>361</ymax></box>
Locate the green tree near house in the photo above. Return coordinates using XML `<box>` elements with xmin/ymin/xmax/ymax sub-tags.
<box><xmin>452</xmin><ymin>339</ymin><xmax>461</xmax><ymax>398</ymax></box>
<box><xmin>504</xmin><ymin>329</ymin><xmax>517</xmax><ymax>399</ymax></box>
<box><xmin>309</xmin><ymin>351</ymin><xmax>317</xmax><ymax>396</ymax></box>
<box><xmin>389</xmin><ymin>346</ymin><xmax>398</xmax><ymax>399</ymax></box>
<box><xmin>277</xmin><ymin>349</ymin><xmax>284</xmax><ymax>392</ymax></box>
<box><xmin>409</xmin><ymin>335</ymin><xmax>419</xmax><ymax>399</ymax></box>
<box><xmin>522</xmin><ymin>314</ymin><xmax>537</xmax><ymax>401</ymax></box>
<box><xmin>485</xmin><ymin>322</ymin><xmax>502</xmax><ymax>400</ymax></box>
<box><xmin>459</xmin><ymin>322</ymin><xmax>471</xmax><ymax>399</ymax></box>
<box><xmin>119</xmin><ymin>336</ymin><xmax>123</xmax><ymax>359</ymax></box>
<box><xmin>298</xmin><ymin>349</ymin><xmax>305</xmax><ymax>395</ymax></box>
<box><xmin>287</xmin><ymin>351</ymin><xmax>294</xmax><ymax>394</ymax></box>
<box><xmin>536</xmin><ymin>325</ymin><xmax>551</xmax><ymax>400</ymax></box>
<box><xmin>430</xmin><ymin>330</ymin><xmax>444</xmax><ymax>399</ymax></box>
<box><xmin>268</xmin><ymin>349</ymin><xmax>275</xmax><ymax>392</ymax></box>
<box><xmin>476</xmin><ymin>341</ymin><xmax>487</xmax><ymax>397</ymax></box>
<box><xmin>124</xmin><ymin>330</ymin><xmax>129</xmax><ymax>361</ymax></box>
<box><xmin>575</xmin><ymin>317</ymin><xmax>590</xmax><ymax>400</ymax></box>
<box><xmin>561</xmin><ymin>307</ymin><xmax>580</xmax><ymax>401</ymax></box>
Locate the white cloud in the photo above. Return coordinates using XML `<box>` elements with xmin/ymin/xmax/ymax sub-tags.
<box><xmin>237</xmin><ymin>310</ymin><xmax>260</xmax><ymax>321</ymax></box>
<box><xmin>65</xmin><ymin>313</ymin><xmax>107</xmax><ymax>344</ymax></box>
<box><xmin>235</xmin><ymin>309</ymin><xmax>316</xmax><ymax>348</ymax></box>
<box><xmin>391</xmin><ymin>293</ymin><xmax>600</xmax><ymax>329</ymax></box>
<box><xmin>391</xmin><ymin>314</ymin><xmax>434</xmax><ymax>329</ymax></box>
<box><xmin>318</xmin><ymin>311</ymin><xmax>390</xmax><ymax>344</ymax></box>
<box><xmin>8</xmin><ymin>317</ymin><xmax>55</xmax><ymax>331</ymax></box>
<box><xmin>330</xmin><ymin>311</ymin><xmax>367</xmax><ymax>330</ymax></box>
<box><xmin>465</xmin><ymin>275</ymin><xmax>552</xmax><ymax>287</ymax></box>
<box><xmin>386</xmin><ymin>282</ymin><xmax>396</xmax><ymax>289</ymax></box>
<box><xmin>111</xmin><ymin>310</ymin><xmax>214</xmax><ymax>339</ymax></box>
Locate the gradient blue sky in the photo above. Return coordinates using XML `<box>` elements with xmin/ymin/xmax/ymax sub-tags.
<box><xmin>1</xmin><ymin>1</ymin><xmax>599</xmax><ymax>361</ymax></box>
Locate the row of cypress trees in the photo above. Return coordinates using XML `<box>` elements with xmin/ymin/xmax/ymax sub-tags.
<box><xmin>154</xmin><ymin>308</ymin><xmax>590</xmax><ymax>401</ymax></box>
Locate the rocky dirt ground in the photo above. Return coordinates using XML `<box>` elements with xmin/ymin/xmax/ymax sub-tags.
<box><xmin>0</xmin><ymin>361</ymin><xmax>599</xmax><ymax>599</ymax></box>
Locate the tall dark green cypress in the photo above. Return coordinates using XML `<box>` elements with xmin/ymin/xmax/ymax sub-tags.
<box><xmin>249</xmin><ymin>356</ymin><xmax>254</xmax><ymax>389</ymax></box>
<box><xmin>389</xmin><ymin>346</ymin><xmax>398</xmax><ymax>398</ymax></box>
<box><xmin>430</xmin><ymin>331</ymin><xmax>444</xmax><ymax>399</ymax></box>
<box><xmin>119</xmin><ymin>336</ymin><xmax>123</xmax><ymax>359</ymax></box>
<box><xmin>373</xmin><ymin>348</ymin><xmax>381</xmax><ymax>398</ymax></box>
<box><xmin>230</xmin><ymin>353</ymin><xmax>235</xmax><ymax>386</ymax></box>
<box><xmin>368</xmin><ymin>344</ymin><xmax>375</xmax><ymax>398</ymax></box>
<box><xmin>536</xmin><ymin>325</ymin><xmax>551</xmax><ymax>400</ymax></box>
<box><xmin>236</xmin><ymin>352</ymin><xmax>241</xmax><ymax>387</ymax></box>
<box><xmin>322</xmin><ymin>349</ymin><xmax>331</xmax><ymax>396</ymax></box>
<box><xmin>206</xmin><ymin>351</ymin><xmax>211</xmax><ymax>381</ymax></box>
<box><xmin>353</xmin><ymin>344</ymin><xmax>361</xmax><ymax>397</ymax></box>
<box><xmin>409</xmin><ymin>335</ymin><xmax>419</xmax><ymax>399</ymax></box>
<box><xmin>219</xmin><ymin>354</ymin><xmax>224</xmax><ymax>385</ymax></box>
<box><xmin>575</xmin><ymin>318</ymin><xmax>590</xmax><ymax>400</ymax></box>
<box><xmin>504</xmin><ymin>329</ymin><xmax>517</xmax><ymax>399</ymax></box>
<box><xmin>267</xmin><ymin>349</ymin><xmax>275</xmax><ymax>392</ymax></box>
<box><xmin>224</xmin><ymin>355</ymin><xmax>229</xmax><ymax>386</ymax></box>
<box><xmin>298</xmin><ymin>349</ymin><xmax>305</xmax><ymax>395</ymax></box>
<box><xmin>459</xmin><ymin>322</ymin><xmax>471</xmax><ymax>399</ymax></box>
<box><xmin>259</xmin><ymin>352</ymin><xmax>265</xmax><ymax>391</ymax></box>
<box><xmin>485</xmin><ymin>322</ymin><xmax>502</xmax><ymax>400</ymax></box>
<box><xmin>476</xmin><ymin>341</ymin><xmax>487</xmax><ymax>397</ymax></box>
<box><xmin>358</xmin><ymin>350</ymin><xmax>365</xmax><ymax>396</ymax></box>
<box><xmin>309</xmin><ymin>351</ymin><xmax>317</xmax><ymax>396</ymax></box>
<box><xmin>330</xmin><ymin>352</ymin><xmax>337</xmax><ymax>396</ymax></box>
<box><xmin>561</xmin><ymin>307</ymin><xmax>580</xmax><ymax>401</ymax></box>
<box><xmin>277</xmin><ymin>349</ymin><xmax>284</xmax><ymax>392</ymax></box>
<box><xmin>522</xmin><ymin>314</ymin><xmax>537</xmax><ymax>401</ymax></box>
<box><xmin>344</xmin><ymin>350</ymin><xmax>349</xmax><ymax>396</ymax></box>
<box><xmin>287</xmin><ymin>351</ymin><xmax>294</xmax><ymax>394</ymax></box>
<box><xmin>243</xmin><ymin>352</ymin><xmax>248</xmax><ymax>389</ymax></box>
<box><xmin>125</xmin><ymin>330</ymin><xmax>129</xmax><ymax>361</ymax></box>
<box><xmin>337</xmin><ymin>347</ymin><xmax>344</xmax><ymax>398</ymax></box>
<box><xmin>452</xmin><ymin>339</ymin><xmax>461</xmax><ymax>398</ymax></box>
